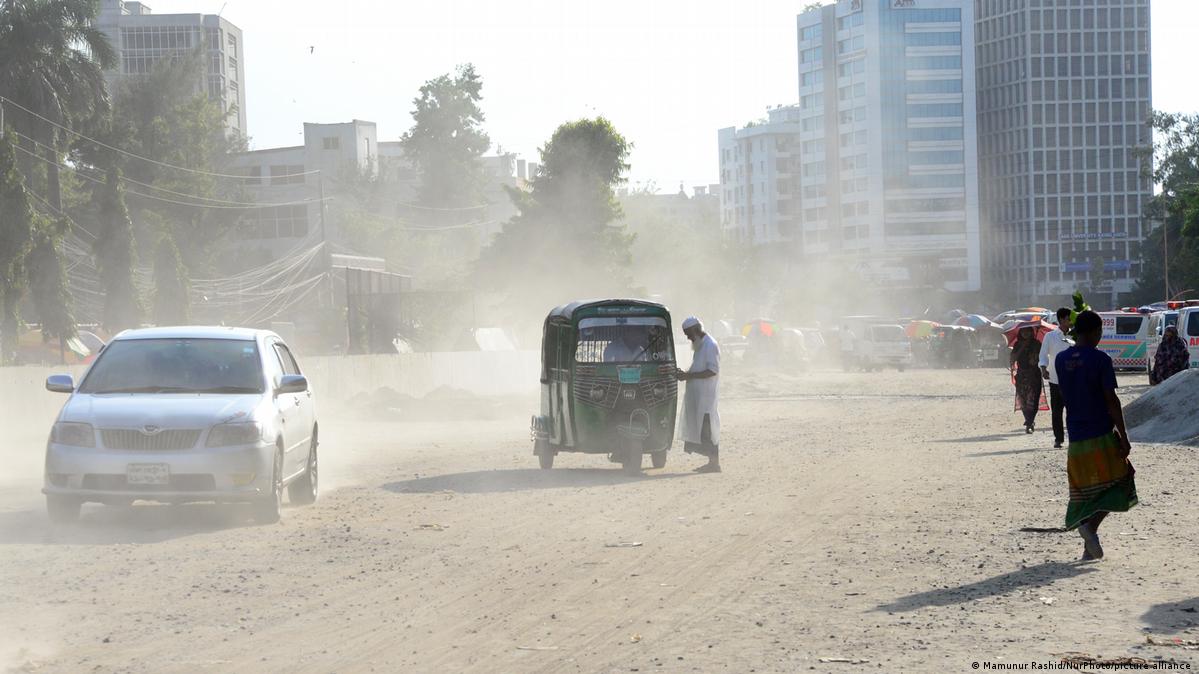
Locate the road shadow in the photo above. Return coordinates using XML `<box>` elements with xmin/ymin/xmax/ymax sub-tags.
<box><xmin>384</xmin><ymin>468</ymin><xmax>694</xmax><ymax>495</ymax></box>
<box><xmin>935</xmin><ymin>434</ymin><xmax>1014</xmax><ymax>444</ymax></box>
<box><xmin>1142</xmin><ymin>597</ymin><xmax>1199</xmax><ymax>633</ymax></box>
<box><xmin>876</xmin><ymin>561</ymin><xmax>1096</xmax><ymax>612</ymax></box>
<box><xmin>0</xmin><ymin>502</ymin><xmax>264</xmax><ymax>546</ymax></box>
<box><xmin>965</xmin><ymin>447</ymin><xmax>1048</xmax><ymax>458</ymax></box>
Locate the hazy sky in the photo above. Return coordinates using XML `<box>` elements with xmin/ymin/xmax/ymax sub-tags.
<box><xmin>146</xmin><ymin>0</ymin><xmax>1196</xmax><ymax>192</ymax></box>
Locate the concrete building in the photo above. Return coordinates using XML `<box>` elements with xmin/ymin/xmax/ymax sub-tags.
<box><xmin>230</xmin><ymin>121</ymin><xmax>527</xmax><ymax>258</ymax></box>
<box><xmin>717</xmin><ymin>105</ymin><xmax>803</xmax><ymax>246</ymax></box>
<box><xmin>793</xmin><ymin>0</ymin><xmax>981</xmax><ymax>292</ymax></box>
<box><xmin>96</xmin><ymin>0</ymin><xmax>247</xmax><ymax>137</ymax></box>
<box><xmin>976</xmin><ymin>0</ymin><xmax>1153</xmax><ymax>305</ymax></box>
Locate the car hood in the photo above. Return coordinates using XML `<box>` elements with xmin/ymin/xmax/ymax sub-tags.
<box><xmin>60</xmin><ymin>393</ymin><xmax>262</xmax><ymax>428</ymax></box>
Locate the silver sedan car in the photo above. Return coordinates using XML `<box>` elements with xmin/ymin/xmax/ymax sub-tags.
<box><xmin>42</xmin><ymin>327</ymin><xmax>319</xmax><ymax>524</ymax></box>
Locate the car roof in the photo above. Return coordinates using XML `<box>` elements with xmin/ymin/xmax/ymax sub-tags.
<box><xmin>111</xmin><ymin>326</ymin><xmax>272</xmax><ymax>341</ymax></box>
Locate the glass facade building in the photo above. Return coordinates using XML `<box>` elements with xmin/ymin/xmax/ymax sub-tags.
<box><xmin>97</xmin><ymin>1</ymin><xmax>247</xmax><ymax>138</ymax></box>
<box><xmin>793</xmin><ymin>0</ymin><xmax>981</xmax><ymax>292</ymax></box>
<box><xmin>975</xmin><ymin>0</ymin><xmax>1152</xmax><ymax>304</ymax></box>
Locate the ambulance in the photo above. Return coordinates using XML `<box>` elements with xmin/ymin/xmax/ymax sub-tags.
<box><xmin>1178</xmin><ymin>306</ymin><xmax>1199</xmax><ymax>370</ymax></box>
<box><xmin>1097</xmin><ymin>311</ymin><xmax>1150</xmax><ymax>371</ymax></box>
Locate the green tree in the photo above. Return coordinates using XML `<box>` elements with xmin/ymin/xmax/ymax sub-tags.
<box><xmin>152</xmin><ymin>232</ymin><xmax>190</xmax><ymax>325</ymax></box>
<box><xmin>27</xmin><ymin>215</ymin><xmax>76</xmax><ymax>342</ymax></box>
<box><xmin>0</xmin><ymin>0</ymin><xmax>115</xmax><ymax>208</ymax></box>
<box><xmin>399</xmin><ymin>64</ymin><xmax>490</xmax><ymax>210</ymax></box>
<box><xmin>476</xmin><ymin>117</ymin><xmax>635</xmax><ymax>331</ymax></box>
<box><xmin>0</xmin><ymin>131</ymin><xmax>35</xmax><ymax>362</ymax></box>
<box><xmin>92</xmin><ymin>167</ymin><xmax>141</xmax><ymax>331</ymax></box>
<box><xmin>85</xmin><ymin>53</ymin><xmax>246</xmax><ymax>277</ymax></box>
<box><xmin>1133</xmin><ymin>112</ymin><xmax>1199</xmax><ymax>303</ymax></box>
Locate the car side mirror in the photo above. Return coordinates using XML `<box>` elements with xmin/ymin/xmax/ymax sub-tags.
<box><xmin>46</xmin><ymin>374</ymin><xmax>75</xmax><ymax>393</ymax></box>
<box><xmin>276</xmin><ymin>374</ymin><xmax>308</xmax><ymax>395</ymax></box>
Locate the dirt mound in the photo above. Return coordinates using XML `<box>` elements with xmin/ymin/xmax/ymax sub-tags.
<box><xmin>1126</xmin><ymin>368</ymin><xmax>1199</xmax><ymax>446</ymax></box>
<box><xmin>340</xmin><ymin>386</ymin><xmax>527</xmax><ymax>422</ymax></box>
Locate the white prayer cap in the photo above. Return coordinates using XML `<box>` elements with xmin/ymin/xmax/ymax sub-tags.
<box><xmin>681</xmin><ymin>316</ymin><xmax>701</xmax><ymax>330</ymax></box>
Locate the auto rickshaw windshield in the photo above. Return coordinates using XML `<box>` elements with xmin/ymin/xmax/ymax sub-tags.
<box><xmin>575</xmin><ymin>317</ymin><xmax>674</xmax><ymax>363</ymax></box>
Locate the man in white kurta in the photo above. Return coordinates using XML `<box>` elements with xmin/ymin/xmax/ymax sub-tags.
<box><xmin>677</xmin><ymin>316</ymin><xmax>721</xmax><ymax>473</ymax></box>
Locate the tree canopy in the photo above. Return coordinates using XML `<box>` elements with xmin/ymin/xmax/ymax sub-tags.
<box><xmin>399</xmin><ymin>64</ymin><xmax>490</xmax><ymax>210</ymax></box>
<box><xmin>1132</xmin><ymin>112</ymin><xmax>1199</xmax><ymax>303</ymax></box>
<box><xmin>476</xmin><ymin>117</ymin><xmax>635</xmax><ymax>329</ymax></box>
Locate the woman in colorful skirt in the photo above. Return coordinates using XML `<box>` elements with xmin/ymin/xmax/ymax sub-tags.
<box><xmin>1010</xmin><ymin>327</ymin><xmax>1043</xmax><ymax>434</ymax></box>
<box><xmin>1055</xmin><ymin>310</ymin><xmax>1137</xmax><ymax>560</ymax></box>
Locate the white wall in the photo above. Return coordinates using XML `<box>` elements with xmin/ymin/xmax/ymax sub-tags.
<box><xmin>0</xmin><ymin>351</ymin><xmax>540</xmax><ymax>441</ymax></box>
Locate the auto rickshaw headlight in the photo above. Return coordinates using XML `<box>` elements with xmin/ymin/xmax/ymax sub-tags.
<box><xmin>590</xmin><ymin>387</ymin><xmax>605</xmax><ymax>401</ymax></box>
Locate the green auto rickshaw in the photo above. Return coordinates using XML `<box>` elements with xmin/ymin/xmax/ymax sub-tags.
<box><xmin>530</xmin><ymin>299</ymin><xmax>678</xmax><ymax>473</ymax></box>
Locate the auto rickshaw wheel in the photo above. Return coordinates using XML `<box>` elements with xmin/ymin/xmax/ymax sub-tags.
<box><xmin>535</xmin><ymin>439</ymin><xmax>553</xmax><ymax>470</ymax></box>
<box><xmin>651</xmin><ymin>451</ymin><xmax>668</xmax><ymax>469</ymax></box>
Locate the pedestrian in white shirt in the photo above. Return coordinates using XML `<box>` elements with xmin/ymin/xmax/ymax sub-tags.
<box><xmin>1039</xmin><ymin>307</ymin><xmax>1075</xmax><ymax>448</ymax></box>
<box><xmin>676</xmin><ymin>316</ymin><xmax>722</xmax><ymax>473</ymax></box>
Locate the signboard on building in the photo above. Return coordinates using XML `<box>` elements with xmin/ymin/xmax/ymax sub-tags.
<box><xmin>1058</xmin><ymin>232</ymin><xmax>1128</xmax><ymax>241</ymax></box>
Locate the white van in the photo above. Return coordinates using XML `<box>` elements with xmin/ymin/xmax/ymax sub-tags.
<box><xmin>845</xmin><ymin>323</ymin><xmax>912</xmax><ymax>372</ymax></box>
<box><xmin>1177</xmin><ymin>307</ymin><xmax>1199</xmax><ymax>370</ymax></box>
<box><xmin>1097</xmin><ymin>311</ymin><xmax>1150</xmax><ymax>371</ymax></box>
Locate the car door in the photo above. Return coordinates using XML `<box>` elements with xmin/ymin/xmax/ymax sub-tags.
<box><xmin>273</xmin><ymin>341</ymin><xmax>313</xmax><ymax>478</ymax></box>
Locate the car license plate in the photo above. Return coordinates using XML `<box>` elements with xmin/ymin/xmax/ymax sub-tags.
<box><xmin>126</xmin><ymin>463</ymin><xmax>170</xmax><ymax>485</ymax></box>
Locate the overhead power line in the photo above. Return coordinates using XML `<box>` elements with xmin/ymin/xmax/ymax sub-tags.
<box><xmin>12</xmin><ymin>143</ymin><xmax>329</xmax><ymax>210</ymax></box>
<box><xmin>0</xmin><ymin>94</ymin><xmax>318</xmax><ymax>180</ymax></box>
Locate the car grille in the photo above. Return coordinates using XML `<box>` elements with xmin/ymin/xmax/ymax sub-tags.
<box><xmin>573</xmin><ymin>375</ymin><xmax>620</xmax><ymax>409</ymax></box>
<box><xmin>82</xmin><ymin>474</ymin><xmax>216</xmax><ymax>492</ymax></box>
<box><xmin>101</xmin><ymin>429</ymin><xmax>201</xmax><ymax>451</ymax></box>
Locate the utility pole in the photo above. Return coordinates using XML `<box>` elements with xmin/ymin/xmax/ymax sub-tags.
<box><xmin>1164</xmin><ymin>219</ymin><xmax>1170</xmax><ymax>302</ymax></box>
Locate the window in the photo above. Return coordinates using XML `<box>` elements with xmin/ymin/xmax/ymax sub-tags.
<box><xmin>1114</xmin><ymin>317</ymin><xmax>1144</xmax><ymax>336</ymax></box>
<box><xmin>837</xmin><ymin>12</ymin><xmax>864</xmax><ymax>31</ymax></box>
<box><xmin>251</xmin><ymin>205</ymin><xmax>309</xmax><ymax>239</ymax></box>
<box><xmin>801</xmin><ymin>47</ymin><xmax>823</xmax><ymax>64</ymax></box>
<box><xmin>244</xmin><ymin>166</ymin><xmax>262</xmax><ymax>185</ymax></box>
<box><xmin>837</xmin><ymin>36</ymin><xmax>865</xmax><ymax>54</ymax></box>
<box><xmin>272</xmin><ymin>343</ymin><xmax>302</xmax><ymax>376</ymax></box>
<box><xmin>269</xmin><ymin>165</ymin><xmax>306</xmax><ymax>186</ymax></box>
<box><xmin>323</xmin><ymin>137</ymin><xmax>340</xmax><ymax>150</ymax></box>
<box><xmin>800</xmin><ymin>24</ymin><xmax>823</xmax><ymax>42</ymax></box>
<box><xmin>838</xmin><ymin>59</ymin><xmax>866</xmax><ymax>78</ymax></box>
<box><xmin>801</xmin><ymin>70</ymin><xmax>824</xmax><ymax>87</ymax></box>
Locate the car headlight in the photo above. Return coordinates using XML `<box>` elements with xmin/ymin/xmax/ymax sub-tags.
<box><xmin>206</xmin><ymin>422</ymin><xmax>265</xmax><ymax>447</ymax></box>
<box><xmin>52</xmin><ymin>422</ymin><xmax>95</xmax><ymax>447</ymax></box>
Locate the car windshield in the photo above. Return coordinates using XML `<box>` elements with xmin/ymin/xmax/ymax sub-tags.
<box><xmin>575</xmin><ymin>317</ymin><xmax>674</xmax><ymax>363</ymax></box>
<box><xmin>78</xmin><ymin>338</ymin><xmax>265</xmax><ymax>394</ymax></box>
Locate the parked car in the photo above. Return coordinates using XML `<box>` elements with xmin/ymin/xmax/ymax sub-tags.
<box><xmin>42</xmin><ymin>326</ymin><xmax>319</xmax><ymax>524</ymax></box>
<box><xmin>855</xmin><ymin>323</ymin><xmax>913</xmax><ymax>372</ymax></box>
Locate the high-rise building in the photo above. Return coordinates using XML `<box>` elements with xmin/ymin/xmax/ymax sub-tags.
<box><xmin>717</xmin><ymin>105</ymin><xmax>803</xmax><ymax>245</ymax></box>
<box><xmin>976</xmin><ymin>0</ymin><xmax>1152</xmax><ymax>305</ymax></box>
<box><xmin>96</xmin><ymin>1</ymin><xmax>247</xmax><ymax>137</ymax></box>
<box><xmin>792</xmin><ymin>0</ymin><xmax>981</xmax><ymax>292</ymax></box>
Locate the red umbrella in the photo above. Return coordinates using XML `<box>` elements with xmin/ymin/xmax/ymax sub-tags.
<box><xmin>1003</xmin><ymin>318</ymin><xmax>1054</xmax><ymax>347</ymax></box>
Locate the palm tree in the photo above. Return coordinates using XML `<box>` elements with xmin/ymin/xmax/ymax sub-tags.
<box><xmin>0</xmin><ymin>0</ymin><xmax>116</xmax><ymax>208</ymax></box>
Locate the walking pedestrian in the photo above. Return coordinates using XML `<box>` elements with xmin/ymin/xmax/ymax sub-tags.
<box><xmin>1056</xmin><ymin>310</ymin><xmax>1137</xmax><ymax>560</ymax></box>
<box><xmin>1010</xmin><ymin>326</ymin><xmax>1043</xmax><ymax>434</ymax></box>
<box><xmin>1039</xmin><ymin>308</ymin><xmax>1074</xmax><ymax>448</ymax></box>
<box><xmin>1150</xmin><ymin>325</ymin><xmax>1189</xmax><ymax>385</ymax></box>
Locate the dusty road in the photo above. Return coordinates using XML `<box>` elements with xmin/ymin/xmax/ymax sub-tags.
<box><xmin>1</xmin><ymin>368</ymin><xmax>1197</xmax><ymax>673</ymax></box>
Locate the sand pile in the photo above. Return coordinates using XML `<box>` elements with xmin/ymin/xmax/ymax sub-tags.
<box><xmin>1125</xmin><ymin>368</ymin><xmax>1199</xmax><ymax>445</ymax></box>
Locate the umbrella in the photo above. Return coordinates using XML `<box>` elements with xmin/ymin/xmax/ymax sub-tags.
<box><xmin>741</xmin><ymin>319</ymin><xmax>777</xmax><ymax>338</ymax></box>
<box><xmin>1020</xmin><ymin>307</ymin><xmax>1049</xmax><ymax>313</ymax></box>
<box><xmin>1004</xmin><ymin>318</ymin><xmax>1054</xmax><ymax>347</ymax></box>
<box><xmin>954</xmin><ymin>314</ymin><xmax>1002</xmax><ymax>330</ymax></box>
<box><xmin>905</xmin><ymin>320</ymin><xmax>939</xmax><ymax>339</ymax></box>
